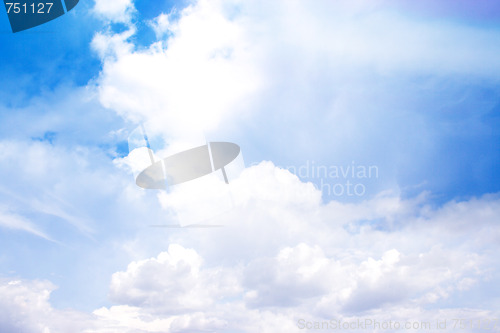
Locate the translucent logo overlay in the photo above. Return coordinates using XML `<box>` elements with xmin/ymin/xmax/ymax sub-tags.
<box><xmin>127</xmin><ymin>125</ymin><xmax>245</xmax><ymax>227</ymax></box>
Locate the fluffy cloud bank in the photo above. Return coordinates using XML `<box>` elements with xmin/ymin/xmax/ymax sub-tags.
<box><xmin>92</xmin><ymin>0</ymin><xmax>500</xmax><ymax>199</ymax></box>
<box><xmin>90</xmin><ymin>164</ymin><xmax>500</xmax><ymax>331</ymax></box>
<box><xmin>0</xmin><ymin>279</ymin><xmax>91</xmax><ymax>333</ymax></box>
<box><xmin>1</xmin><ymin>162</ymin><xmax>499</xmax><ymax>332</ymax></box>
<box><xmin>87</xmin><ymin>0</ymin><xmax>500</xmax><ymax>331</ymax></box>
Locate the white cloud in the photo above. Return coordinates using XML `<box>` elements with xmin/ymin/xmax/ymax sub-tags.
<box><xmin>109</xmin><ymin>244</ymin><xmax>241</xmax><ymax>313</ymax></box>
<box><xmin>91</xmin><ymin>28</ymin><xmax>137</xmax><ymax>61</ymax></box>
<box><xmin>2</xmin><ymin>0</ymin><xmax>499</xmax><ymax>332</ymax></box>
<box><xmin>92</xmin><ymin>0</ymin><xmax>500</xmax><ymax>198</ymax></box>
<box><xmin>0</xmin><ymin>85</ymin><xmax>155</xmax><ymax>240</ymax></box>
<box><xmin>93</xmin><ymin>0</ymin><xmax>264</xmax><ymax>148</ymax></box>
<box><xmin>87</xmin><ymin>162</ymin><xmax>500</xmax><ymax>332</ymax></box>
<box><xmin>149</xmin><ymin>13</ymin><xmax>174</xmax><ymax>39</ymax></box>
<box><xmin>0</xmin><ymin>279</ymin><xmax>92</xmax><ymax>333</ymax></box>
<box><xmin>0</xmin><ymin>139</ymin><xmax>103</xmax><ymax>237</ymax></box>
<box><xmin>93</xmin><ymin>0</ymin><xmax>136</xmax><ymax>24</ymax></box>
<box><xmin>0</xmin><ymin>161</ymin><xmax>499</xmax><ymax>332</ymax></box>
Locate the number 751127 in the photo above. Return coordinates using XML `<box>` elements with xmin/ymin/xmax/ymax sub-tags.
<box><xmin>5</xmin><ymin>2</ymin><xmax>53</xmax><ymax>14</ymax></box>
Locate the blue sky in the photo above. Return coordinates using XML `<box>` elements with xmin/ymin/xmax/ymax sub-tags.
<box><xmin>0</xmin><ymin>1</ymin><xmax>499</xmax><ymax>332</ymax></box>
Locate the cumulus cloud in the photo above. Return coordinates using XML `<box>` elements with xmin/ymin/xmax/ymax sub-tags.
<box><xmin>92</xmin><ymin>0</ymin><xmax>500</xmax><ymax>198</ymax></box>
<box><xmin>0</xmin><ymin>161</ymin><xmax>499</xmax><ymax>332</ymax></box>
<box><xmin>0</xmin><ymin>279</ymin><xmax>92</xmax><ymax>333</ymax></box>
<box><xmin>108</xmin><ymin>244</ymin><xmax>241</xmax><ymax>313</ymax></box>
<box><xmin>93</xmin><ymin>0</ymin><xmax>264</xmax><ymax>149</ymax></box>
<box><xmin>88</xmin><ymin>0</ymin><xmax>500</xmax><ymax>319</ymax></box>
<box><xmin>88</xmin><ymin>162</ymin><xmax>500</xmax><ymax>332</ymax></box>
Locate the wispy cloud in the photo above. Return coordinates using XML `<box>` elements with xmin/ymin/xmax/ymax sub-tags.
<box><xmin>0</xmin><ymin>206</ymin><xmax>53</xmax><ymax>241</ymax></box>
